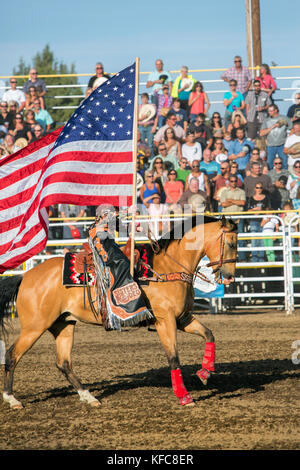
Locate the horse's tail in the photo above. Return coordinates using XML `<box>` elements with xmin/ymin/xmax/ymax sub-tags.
<box><xmin>0</xmin><ymin>275</ymin><xmax>23</xmax><ymax>336</ymax></box>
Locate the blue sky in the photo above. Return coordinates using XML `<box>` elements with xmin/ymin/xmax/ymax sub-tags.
<box><xmin>2</xmin><ymin>0</ymin><xmax>300</xmax><ymax>114</ymax></box>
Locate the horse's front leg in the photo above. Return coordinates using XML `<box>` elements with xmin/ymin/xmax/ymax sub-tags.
<box><xmin>155</xmin><ymin>315</ymin><xmax>195</xmax><ymax>406</ymax></box>
<box><xmin>181</xmin><ymin>316</ymin><xmax>215</xmax><ymax>385</ymax></box>
<box><xmin>48</xmin><ymin>319</ymin><xmax>101</xmax><ymax>407</ymax></box>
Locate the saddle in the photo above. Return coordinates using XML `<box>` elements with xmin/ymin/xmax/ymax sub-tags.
<box><xmin>74</xmin><ymin>243</ymin><xmax>95</xmax><ymax>274</ymax></box>
<box><xmin>73</xmin><ymin>238</ymin><xmax>140</xmax><ymax>276</ymax></box>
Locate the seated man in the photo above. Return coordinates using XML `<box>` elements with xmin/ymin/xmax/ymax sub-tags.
<box><xmin>153</xmin><ymin>112</ymin><xmax>185</xmax><ymax>148</ymax></box>
<box><xmin>187</xmin><ymin>113</ymin><xmax>213</xmax><ymax>151</ymax></box>
<box><xmin>178</xmin><ymin>176</ymin><xmax>211</xmax><ymax>212</ymax></box>
<box><xmin>148</xmin><ymin>142</ymin><xmax>179</xmax><ymax>171</ymax></box>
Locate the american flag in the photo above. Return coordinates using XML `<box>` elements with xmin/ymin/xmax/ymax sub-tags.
<box><xmin>0</xmin><ymin>62</ymin><xmax>136</xmax><ymax>274</ymax></box>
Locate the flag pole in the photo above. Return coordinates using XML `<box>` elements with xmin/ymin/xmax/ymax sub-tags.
<box><xmin>130</xmin><ymin>57</ymin><xmax>140</xmax><ymax>276</ymax></box>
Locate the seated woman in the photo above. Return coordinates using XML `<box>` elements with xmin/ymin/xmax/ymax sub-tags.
<box><xmin>163</xmin><ymin>127</ymin><xmax>182</xmax><ymax>161</ymax></box>
<box><xmin>152</xmin><ymin>156</ymin><xmax>168</xmax><ymax>202</ymax></box>
<box><xmin>24</xmin><ymin>109</ymin><xmax>38</xmax><ymax>131</ymax></box>
<box><xmin>209</xmin><ymin>112</ymin><xmax>225</xmax><ymax>140</ymax></box>
<box><xmin>147</xmin><ymin>194</ymin><xmax>170</xmax><ymax>236</ymax></box>
<box><xmin>211</xmin><ymin>138</ymin><xmax>227</xmax><ymax>161</ymax></box>
<box><xmin>182</xmin><ymin>130</ymin><xmax>202</xmax><ymax>167</ymax></box>
<box><xmin>163</xmin><ymin>169</ymin><xmax>184</xmax><ymax>206</ymax></box>
<box><xmin>9</xmin><ymin>113</ymin><xmax>32</xmax><ymax>142</ymax></box>
<box><xmin>227</xmin><ymin>110</ymin><xmax>247</xmax><ymax>140</ymax></box>
<box><xmin>139</xmin><ymin>170</ymin><xmax>161</xmax><ymax>211</ymax></box>
<box><xmin>25</xmin><ymin>86</ymin><xmax>45</xmax><ymax>110</ymax></box>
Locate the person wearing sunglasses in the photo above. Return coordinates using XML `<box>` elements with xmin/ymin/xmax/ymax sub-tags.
<box><xmin>227</xmin><ymin>127</ymin><xmax>254</xmax><ymax>177</ymax></box>
<box><xmin>286</xmin><ymin>160</ymin><xmax>300</xmax><ymax>201</ymax></box>
<box><xmin>269</xmin><ymin>158</ymin><xmax>289</xmax><ymax>197</ymax></box>
<box><xmin>283</xmin><ymin>119</ymin><xmax>300</xmax><ymax>171</ymax></box>
<box><xmin>163</xmin><ymin>170</ymin><xmax>184</xmax><ymax>205</ymax></box>
<box><xmin>209</xmin><ymin>112</ymin><xmax>225</xmax><ymax>139</ymax></box>
<box><xmin>86</xmin><ymin>62</ymin><xmax>110</xmax><ymax>92</ymax></box>
<box><xmin>2</xmin><ymin>78</ymin><xmax>26</xmax><ymax>112</ymax></box>
<box><xmin>221</xmin><ymin>55</ymin><xmax>251</xmax><ymax>97</ymax></box>
<box><xmin>245</xmin><ymin>147</ymin><xmax>268</xmax><ymax>177</ymax></box>
<box><xmin>153</xmin><ymin>112</ymin><xmax>185</xmax><ymax>149</ymax></box>
<box><xmin>23</xmin><ymin>69</ymin><xmax>47</xmax><ymax>97</ymax></box>
<box><xmin>244</xmin><ymin>161</ymin><xmax>273</xmax><ymax>200</ymax></box>
<box><xmin>287</xmin><ymin>93</ymin><xmax>300</xmax><ymax>121</ymax></box>
<box><xmin>245</xmin><ymin>79</ymin><xmax>271</xmax><ymax>140</ymax></box>
<box><xmin>223</xmin><ymin>80</ymin><xmax>245</xmax><ymax>131</ymax></box>
<box><xmin>176</xmin><ymin>158</ymin><xmax>191</xmax><ymax>185</ymax></box>
<box><xmin>219</xmin><ymin>175</ymin><xmax>247</xmax><ymax>261</ymax></box>
<box><xmin>188</xmin><ymin>82</ymin><xmax>210</xmax><ymax>122</ymax></box>
<box><xmin>260</xmin><ymin>104</ymin><xmax>292</xmax><ymax>169</ymax></box>
<box><xmin>247</xmin><ymin>181</ymin><xmax>271</xmax><ymax>263</ymax></box>
<box><xmin>9</xmin><ymin>113</ymin><xmax>32</xmax><ymax>142</ymax></box>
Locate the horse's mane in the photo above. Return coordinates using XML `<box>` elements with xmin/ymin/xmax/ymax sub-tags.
<box><xmin>156</xmin><ymin>215</ymin><xmax>216</xmax><ymax>252</ymax></box>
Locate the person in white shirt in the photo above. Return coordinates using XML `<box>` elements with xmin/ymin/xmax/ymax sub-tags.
<box><xmin>2</xmin><ymin>78</ymin><xmax>26</xmax><ymax>112</ymax></box>
<box><xmin>283</xmin><ymin>120</ymin><xmax>300</xmax><ymax>171</ymax></box>
<box><xmin>261</xmin><ymin>211</ymin><xmax>279</xmax><ymax>262</ymax></box>
<box><xmin>181</xmin><ymin>130</ymin><xmax>202</xmax><ymax>166</ymax></box>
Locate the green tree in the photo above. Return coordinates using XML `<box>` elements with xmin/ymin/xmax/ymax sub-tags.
<box><xmin>12</xmin><ymin>44</ymin><xmax>83</xmax><ymax>124</ymax></box>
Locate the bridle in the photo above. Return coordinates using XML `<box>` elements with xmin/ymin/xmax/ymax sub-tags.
<box><xmin>144</xmin><ymin>227</ymin><xmax>237</xmax><ymax>285</ymax></box>
<box><xmin>205</xmin><ymin>229</ymin><xmax>237</xmax><ymax>273</ymax></box>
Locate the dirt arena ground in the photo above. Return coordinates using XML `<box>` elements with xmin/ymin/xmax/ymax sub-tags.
<box><xmin>0</xmin><ymin>309</ymin><xmax>299</xmax><ymax>451</ymax></box>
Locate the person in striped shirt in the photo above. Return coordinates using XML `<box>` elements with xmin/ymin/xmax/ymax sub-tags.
<box><xmin>221</xmin><ymin>56</ymin><xmax>252</xmax><ymax>97</ymax></box>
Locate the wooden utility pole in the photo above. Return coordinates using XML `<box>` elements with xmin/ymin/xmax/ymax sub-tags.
<box><xmin>245</xmin><ymin>0</ymin><xmax>262</xmax><ymax>77</ymax></box>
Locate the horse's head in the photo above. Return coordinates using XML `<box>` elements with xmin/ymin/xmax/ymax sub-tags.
<box><xmin>205</xmin><ymin>216</ymin><xmax>238</xmax><ymax>284</ymax></box>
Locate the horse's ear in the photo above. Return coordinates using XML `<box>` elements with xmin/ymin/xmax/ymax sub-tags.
<box><xmin>221</xmin><ymin>215</ymin><xmax>227</xmax><ymax>227</ymax></box>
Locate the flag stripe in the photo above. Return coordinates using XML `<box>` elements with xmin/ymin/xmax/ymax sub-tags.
<box><xmin>0</xmin><ymin>62</ymin><xmax>136</xmax><ymax>273</ymax></box>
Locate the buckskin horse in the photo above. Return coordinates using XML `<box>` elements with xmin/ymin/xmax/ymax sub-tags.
<box><xmin>0</xmin><ymin>215</ymin><xmax>237</xmax><ymax>409</ymax></box>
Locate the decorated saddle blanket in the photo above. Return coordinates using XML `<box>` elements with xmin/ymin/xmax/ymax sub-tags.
<box><xmin>62</xmin><ymin>242</ymin><xmax>155</xmax><ymax>287</ymax></box>
<box><xmin>63</xmin><ymin>252</ymin><xmax>96</xmax><ymax>286</ymax></box>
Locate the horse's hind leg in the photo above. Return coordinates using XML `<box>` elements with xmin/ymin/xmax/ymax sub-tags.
<box><xmin>3</xmin><ymin>329</ymin><xmax>44</xmax><ymax>409</ymax></box>
<box><xmin>48</xmin><ymin>319</ymin><xmax>101</xmax><ymax>407</ymax></box>
<box><xmin>180</xmin><ymin>316</ymin><xmax>215</xmax><ymax>385</ymax></box>
<box><xmin>155</xmin><ymin>315</ymin><xmax>194</xmax><ymax>406</ymax></box>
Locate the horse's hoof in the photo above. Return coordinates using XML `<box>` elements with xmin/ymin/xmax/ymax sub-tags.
<box><xmin>179</xmin><ymin>393</ymin><xmax>195</xmax><ymax>406</ymax></box>
<box><xmin>90</xmin><ymin>399</ymin><xmax>101</xmax><ymax>408</ymax></box>
<box><xmin>78</xmin><ymin>389</ymin><xmax>101</xmax><ymax>407</ymax></box>
<box><xmin>197</xmin><ymin>368</ymin><xmax>212</xmax><ymax>386</ymax></box>
<box><xmin>3</xmin><ymin>393</ymin><xmax>23</xmax><ymax>410</ymax></box>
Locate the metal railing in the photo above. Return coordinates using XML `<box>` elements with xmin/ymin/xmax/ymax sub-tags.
<box><xmin>1</xmin><ymin>65</ymin><xmax>300</xmax><ymax>117</ymax></box>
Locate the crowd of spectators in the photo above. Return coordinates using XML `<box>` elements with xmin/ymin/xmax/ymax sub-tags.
<box><xmin>2</xmin><ymin>59</ymin><xmax>300</xmax><ymax>260</ymax></box>
<box><xmin>0</xmin><ymin>68</ymin><xmax>54</xmax><ymax>156</ymax></box>
<box><xmin>134</xmin><ymin>56</ymin><xmax>300</xmax><ymax>262</ymax></box>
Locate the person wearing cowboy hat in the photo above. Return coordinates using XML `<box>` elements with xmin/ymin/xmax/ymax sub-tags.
<box><xmin>245</xmin><ymin>79</ymin><xmax>272</xmax><ymax>140</ymax></box>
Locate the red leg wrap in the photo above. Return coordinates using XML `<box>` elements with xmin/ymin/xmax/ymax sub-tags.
<box><xmin>201</xmin><ymin>342</ymin><xmax>215</xmax><ymax>372</ymax></box>
<box><xmin>197</xmin><ymin>342</ymin><xmax>215</xmax><ymax>384</ymax></box>
<box><xmin>171</xmin><ymin>369</ymin><xmax>193</xmax><ymax>405</ymax></box>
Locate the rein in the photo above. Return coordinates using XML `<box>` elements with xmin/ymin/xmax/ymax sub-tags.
<box><xmin>145</xmin><ymin>228</ymin><xmax>237</xmax><ymax>285</ymax></box>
